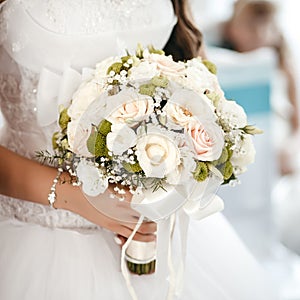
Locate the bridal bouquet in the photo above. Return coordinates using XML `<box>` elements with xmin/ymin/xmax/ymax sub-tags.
<box><xmin>40</xmin><ymin>45</ymin><xmax>261</xmax><ymax>277</ymax></box>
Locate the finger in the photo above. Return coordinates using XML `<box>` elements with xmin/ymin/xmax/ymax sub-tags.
<box><xmin>119</xmin><ymin>226</ymin><xmax>156</xmax><ymax>242</ymax></box>
<box><xmin>121</xmin><ymin>220</ymin><xmax>157</xmax><ymax>234</ymax></box>
<box><xmin>116</xmin><ymin>234</ymin><xmax>127</xmax><ymax>247</ymax></box>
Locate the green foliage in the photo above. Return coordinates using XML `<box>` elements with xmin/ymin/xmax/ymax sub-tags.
<box><xmin>139</xmin><ymin>83</ymin><xmax>156</xmax><ymax>97</ymax></box>
<box><xmin>213</xmin><ymin>147</ymin><xmax>229</xmax><ymax>166</ymax></box>
<box><xmin>220</xmin><ymin>161</ymin><xmax>233</xmax><ymax>181</ymax></box>
<box><xmin>107</xmin><ymin>62</ymin><xmax>123</xmax><ymax>75</ymax></box>
<box><xmin>202</xmin><ymin>59</ymin><xmax>217</xmax><ymax>75</ymax></box>
<box><xmin>52</xmin><ymin>132</ymin><xmax>60</xmax><ymax>150</ymax></box>
<box><xmin>98</xmin><ymin>119</ymin><xmax>112</xmax><ymax>136</ymax></box>
<box><xmin>122</xmin><ymin>161</ymin><xmax>142</xmax><ymax>173</ymax></box>
<box><xmin>242</xmin><ymin>125</ymin><xmax>264</xmax><ymax>135</ymax></box>
<box><xmin>59</xmin><ymin>107</ymin><xmax>70</xmax><ymax>130</ymax></box>
<box><xmin>87</xmin><ymin>131</ymin><xmax>109</xmax><ymax>157</ymax></box>
<box><xmin>205</xmin><ymin>91</ymin><xmax>220</xmax><ymax>107</ymax></box>
<box><xmin>148</xmin><ymin>44</ymin><xmax>165</xmax><ymax>55</ymax></box>
<box><xmin>151</xmin><ymin>76</ymin><xmax>169</xmax><ymax>88</ymax></box>
<box><xmin>193</xmin><ymin>161</ymin><xmax>209</xmax><ymax>182</ymax></box>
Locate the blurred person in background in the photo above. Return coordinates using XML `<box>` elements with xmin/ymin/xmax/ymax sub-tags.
<box><xmin>203</xmin><ymin>0</ymin><xmax>300</xmax><ymax>176</ymax></box>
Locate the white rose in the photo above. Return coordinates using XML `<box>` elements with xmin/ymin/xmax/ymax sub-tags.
<box><xmin>68</xmin><ymin>80</ymin><xmax>104</xmax><ymax>121</ymax></box>
<box><xmin>166</xmin><ymin>89</ymin><xmax>216</xmax><ymax>124</ymax></box>
<box><xmin>147</xmin><ymin>53</ymin><xmax>185</xmax><ymax>77</ymax></box>
<box><xmin>183</xmin><ymin>58</ymin><xmax>225</xmax><ymax>97</ymax></box>
<box><xmin>67</xmin><ymin>120</ymin><xmax>92</xmax><ymax>156</ymax></box>
<box><xmin>217</xmin><ymin>100</ymin><xmax>248</xmax><ymax>129</ymax></box>
<box><xmin>129</xmin><ymin>61</ymin><xmax>159</xmax><ymax>81</ymax></box>
<box><xmin>106</xmin><ymin>89</ymin><xmax>154</xmax><ymax>126</ymax></box>
<box><xmin>231</xmin><ymin>135</ymin><xmax>256</xmax><ymax>173</ymax></box>
<box><xmin>106</xmin><ymin>124</ymin><xmax>137</xmax><ymax>155</ymax></box>
<box><xmin>76</xmin><ymin>160</ymin><xmax>108</xmax><ymax>196</ymax></box>
<box><xmin>186</xmin><ymin>69</ymin><xmax>224</xmax><ymax>98</ymax></box>
<box><xmin>136</xmin><ymin>128</ymin><xmax>181</xmax><ymax>178</ymax></box>
<box><xmin>67</xmin><ymin>93</ymin><xmax>109</xmax><ymax>156</ymax></box>
<box><xmin>187</xmin><ymin>120</ymin><xmax>224</xmax><ymax>161</ymax></box>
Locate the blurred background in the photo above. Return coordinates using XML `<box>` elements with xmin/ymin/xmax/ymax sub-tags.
<box><xmin>190</xmin><ymin>1</ymin><xmax>300</xmax><ymax>299</ymax></box>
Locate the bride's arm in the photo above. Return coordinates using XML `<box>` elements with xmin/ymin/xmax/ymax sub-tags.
<box><xmin>0</xmin><ymin>145</ymin><xmax>156</xmax><ymax>241</ymax></box>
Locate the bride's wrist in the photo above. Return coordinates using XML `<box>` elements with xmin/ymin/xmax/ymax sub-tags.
<box><xmin>53</xmin><ymin>171</ymin><xmax>81</xmax><ymax>211</ymax></box>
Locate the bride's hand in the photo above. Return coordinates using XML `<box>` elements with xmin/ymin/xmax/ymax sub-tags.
<box><xmin>56</xmin><ymin>176</ymin><xmax>156</xmax><ymax>243</ymax></box>
<box><xmin>0</xmin><ymin>147</ymin><xmax>156</xmax><ymax>242</ymax></box>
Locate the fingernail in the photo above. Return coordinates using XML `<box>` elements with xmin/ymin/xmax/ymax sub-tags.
<box><xmin>114</xmin><ymin>236</ymin><xmax>122</xmax><ymax>245</ymax></box>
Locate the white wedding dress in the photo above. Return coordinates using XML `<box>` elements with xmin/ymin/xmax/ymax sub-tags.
<box><xmin>0</xmin><ymin>0</ymin><xmax>278</xmax><ymax>299</ymax></box>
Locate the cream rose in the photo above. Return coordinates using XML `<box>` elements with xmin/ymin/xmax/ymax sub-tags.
<box><xmin>129</xmin><ymin>61</ymin><xmax>159</xmax><ymax>81</ymax></box>
<box><xmin>106</xmin><ymin>124</ymin><xmax>137</xmax><ymax>155</ymax></box>
<box><xmin>136</xmin><ymin>130</ymin><xmax>181</xmax><ymax>178</ymax></box>
<box><xmin>106</xmin><ymin>90</ymin><xmax>154</xmax><ymax>126</ymax></box>
<box><xmin>147</xmin><ymin>53</ymin><xmax>185</xmax><ymax>76</ymax></box>
<box><xmin>68</xmin><ymin>80</ymin><xmax>104</xmax><ymax>120</ymax></box>
<box><xmin>164</xmin><ymin>103</ymin><xmax>193</xmax><ymax>128</ymax></box>
<box><xmin>166</xmin><ymin>89</ymin><xmax>216</xmax><ymax>124</ymax></box>
<box><xmin>187</xmin><ymin>121</ymin><xmax>224</xmax><ymax>161</ymax></box>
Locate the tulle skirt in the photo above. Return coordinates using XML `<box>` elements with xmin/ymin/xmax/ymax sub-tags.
<box><xmin>0</xmin><ymin>213</ymin><xmax>278</xmax><ymax>300</ymax></box>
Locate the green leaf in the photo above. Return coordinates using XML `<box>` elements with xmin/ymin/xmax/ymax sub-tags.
<box><xmin>136</xmin><ymin>43</ymin><xmax>144</xmax><ymax>58</ymax></box>
<box><xmin>205</xmin><ymin>91</ymin><xmax>220</xmax><ymax>107</ymax></box>
<box><xmin>98</xmin><ymin>119</ymin><xmax>112</xmax><ymax>136</ymax></box>
<box><xmin>202</xmin><ymin>59</ymin><xmax>217</xmax><ymax>75</ymax></box>
<box><xmin>139</xmin><ymin>83</ymin><xmax>156</xmax><ymax>97</ymax></box>
<box><xmin>242</xmin><ymin>125</ymin><xmax>264</xmax><ymax>135</ymax></box>
<box><xmin>58</xmin><ymin>107</ymin><xmax>70</xmax><ymax>130</ymax></box>
<box><xmin>122</xmin><ymin>161</ymin><xmax>142</xmax><ymax>173</ymax></box>
<box><xmin>107</xmin><ymin>62</ymin><xmax>123</xmax><ymax>75</ymax></box>
<box><xmin>193</xmin><ymin>161</ymin><xmax>209</xmax><ymax>182</ymax></box>
<box><xmin>87</xmin><ymin>131</ymin><xmax>109</xmax><ymax>157</ymax></box>
<box><xmin>151</xmin><ymin>76</ymin><xmax>169</xmax><ymax>88</ymax></box>
<box><xmin>213</xmin><ymin>147</ymin><xmax>229</xmax><ymax>166</ymax></box>
<box><xmin>220</xmin><ymin>161</ymin><xmax>233</xmax><ymax>181</ymax></box>
<box><xmin>52</xmin><ymin>132</ymin><xmax>59</xmax><ymax>150</ymax></box>
<box><xmin>148</xmin><ymin>45</ymin><xmax>165</xmax><ymax>55</ymax></box>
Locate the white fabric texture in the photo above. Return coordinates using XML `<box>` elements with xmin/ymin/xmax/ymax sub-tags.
<box><xmin>0</xmin><ymin>0</ymin><xmax>278</xmax><ymax>299</ymax></box>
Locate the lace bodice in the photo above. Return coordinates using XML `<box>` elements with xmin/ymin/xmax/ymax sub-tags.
<box><xmin>0</xmin><ymin>0</ymin><xmax>176</xmax><ymax>229</ymax></box>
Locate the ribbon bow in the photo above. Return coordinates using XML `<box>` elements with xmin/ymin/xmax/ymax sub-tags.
<box><xmin>122</xmin><ymin>176</ymin><xmax>224</xmax><ymax>300</ymax></box>
<box><xmin>36</xmin><ymin>66</ymin><xmax>94</xmax><ymax>127</ymax></box>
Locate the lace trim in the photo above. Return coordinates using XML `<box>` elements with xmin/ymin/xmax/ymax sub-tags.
<box><xmin>0</xmin><ymin>67</ymin><xmax>38</xmax><ymax>128</ymax></box>
<box><xmin>0</xmin><ymin>1</ymin><xmax>9</xmax><ymax>45</ymax></box>
<box><xmin>0</xmin><ymin>195</ymin><xmax>98</xmax><ymax>229</ymax></box>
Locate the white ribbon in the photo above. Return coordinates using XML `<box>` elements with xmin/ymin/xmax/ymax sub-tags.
<box><xmin>121</xmin><ymin>176</ymin><xmax>225</xmax><ymax>300</ymax></box>
<box><xmin>121</xmin><ymin>215</ymin><xmax>145</xmax><ymax>300</ymax></box>
<box><xmin>36</xmin><ymin>66</ymin><xmax>94</xmax><ymax>127</ymax></box>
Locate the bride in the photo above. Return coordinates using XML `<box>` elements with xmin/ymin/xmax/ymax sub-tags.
<box><xmin>0</xmin><ymin>0</ymin><xmax>278</xmax><ymax>299</ymax></box>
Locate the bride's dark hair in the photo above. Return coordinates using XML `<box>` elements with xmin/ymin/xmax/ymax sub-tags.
<box><xmin>164</xmin><ymin>0</ymin><xmax>203</xmax><ymax>61</ymax></box>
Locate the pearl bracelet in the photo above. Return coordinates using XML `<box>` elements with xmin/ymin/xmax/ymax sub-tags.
<box><xmin>48</xmin><ymin>167</ymin><xmax>63</xmax><ymax>209</ymax></box>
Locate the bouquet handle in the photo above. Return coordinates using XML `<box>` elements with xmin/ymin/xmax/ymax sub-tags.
<box><xmin>125</xmin><ymin>239</ymin><xmax>156</xmax><ymax>275</ymax></box>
